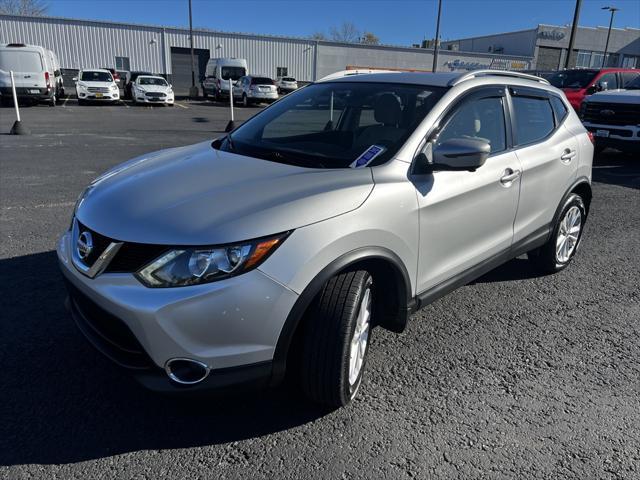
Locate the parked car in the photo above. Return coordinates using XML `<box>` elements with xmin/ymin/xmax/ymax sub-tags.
<box><xmin>548</xmin><ymin>68</ymin><xmax>640</xmax><ymax>110</ymax></box>
<box><xmin>131</xmin><ymin>75</ymin><xmax>174</xmax><ymax>106</ymax></box>
<box><xmin>233</xmin><ymin>75</ymin><xmax>278</xmax><ymax>106</ymax></box>
<box><xmin>580</xmin><ymin>74</ymin><xmax>640</xmax><ymax>153</ymax></box>
<box><xmin>102</xmin><ymin>68</ymin><xmax>120</xmax><ymax>84</ymax></box>
<box><xmin>58</xmin><ymin>70</ymin><xmax>593</xmax><ymax>407</ymax></box>
<box><xmin>75</xmin><ymin>69</ymin><xmax>120</xmax><ymax>104</ymax></box>
<box><xmin>202</xmin><ymin>57</ymin><xmax>248</xmax><ymax>100</ymax></box>
<box><xmin>276</xmin><ymin>76</ymin><xmax>298</xmax><ymax>94</ymax></box>
<box><xmin>123</xmin><ymin>71</ymin><xmax>153</xmax><ymax>99</ymax></box>
<box><xmin>0</xmin><ymin>43</ymin><xmax>59</xmax><ymax>106</ymax></box>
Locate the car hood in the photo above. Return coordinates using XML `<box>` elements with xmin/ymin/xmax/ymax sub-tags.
<box><xmin>78</xmin><ymin>81</ymin><xmax>114</xmax><ymax>88</ymax></box>
<box><xmin>585</xmin><ymin>89</ymin><xmax>640</xmax><ymax>105</ymax></box>
<box><xmin>76</xmin><ymin>141</ymin><xmax>374</xmax><ymax>245</ymax></box>
<box><xmin>136</xmin><ymin>84</ymin><xmax>171</xmax><ymax>93</ymax></box>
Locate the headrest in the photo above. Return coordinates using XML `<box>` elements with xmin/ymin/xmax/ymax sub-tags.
<box><xmin>374</xmin><ymin>93</ymin><xmax>402</xmax><ymax>125</ymax></box>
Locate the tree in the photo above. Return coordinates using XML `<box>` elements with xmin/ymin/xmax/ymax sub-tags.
<box><xmin>0</xmin><ymin>0</ymin><xmax>48</xmax><ymax>15</ymax></box>
<box><xmin>361</xmin><ymin>32</ymin><xmax>380</xmax><ymax>45</ymax></box>
<box><xmin>309</xmin><ymin>31</ymin><xmax>327</xmax><ymax>41</ymax></box>
<box><xmin>330</xmin><ymin>21</ymin><xmax>360</xmax><ymax>43</ymax></box>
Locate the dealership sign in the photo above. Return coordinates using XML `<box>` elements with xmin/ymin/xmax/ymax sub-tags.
<box><xmin>444</xmin><ymin>58</ymin><xmax>530</xmax><ymax>71</ymax></box>
<box><xmin>538</xmin><ymin>29</ymin><xmax>566</xmax><ymax>41</ymax></box>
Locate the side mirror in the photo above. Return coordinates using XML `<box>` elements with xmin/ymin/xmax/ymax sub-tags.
<box><xmin>432</xmin><ymin>138</ymin><xmax>490</xmax><ymax>171</ymax></box>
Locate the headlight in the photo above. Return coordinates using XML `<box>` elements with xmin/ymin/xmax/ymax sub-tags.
<box><xmin>136</xmin><ymin>233</ymin><xmax>289</xmax><ymax>287</ymax></box>
<box><xmin>111</xmin><ymin>84</ymin><xmax>119</xmax><ymax>91</ymax></box>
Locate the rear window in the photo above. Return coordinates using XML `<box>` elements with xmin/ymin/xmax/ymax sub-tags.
<box><xmin>0</xmin><ymin>50</ymin><xmax>43</xmax><ymax>72</ymax></box>
<box><xmin>81</xmin><ymin>71</ymin><xmax>113</xmax><ymax>82</ymax></box>
<box><xmin>548</xmin><ymin>70</ymin><xmax>598</xmax><ymax>89</ymax></box>
<box><xmin>251</xmin><ymin>77</ymin><xmax>275</xmax><ymax>85</ymax></box>
<box><xmin>512</xmin><ymin>96</ymin><xmax>555</xmax><ymax>145</ymax></box>
<box><xmin>282</xmin><ymin>77</ymin><xmax>296</xmax><ymax>82</ymax></box>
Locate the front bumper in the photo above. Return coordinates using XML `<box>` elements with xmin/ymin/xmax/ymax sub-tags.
<box><xmin>57</xmin><ymin>230</ymin><xmax>298</xmax><ymax>392</ymax></box>
<box><xmin>78</xmin><ymin>90</ymin><xmax>119</xmax><ymax>101</ymax></box>
<box><xmin>584</xmin><ymin>122</ymin><xmax>640</xmax><ymax>153</ymax></box>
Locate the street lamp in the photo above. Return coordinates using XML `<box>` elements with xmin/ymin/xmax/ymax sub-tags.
<box><xmin>601</xmin><ymin>6</ymin><xmax>619</xmax><ymax>67</ymax></box>
<box><xmin>432</xmin><ymin>0</ymin><xmax>443</xmax><ymax>72</ymax></box>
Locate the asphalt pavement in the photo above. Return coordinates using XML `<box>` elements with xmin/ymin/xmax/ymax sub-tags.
<box><xmin>1</xmin><ymin>98</ymin><xmax>639</xmax><ymax>479</ymax></box>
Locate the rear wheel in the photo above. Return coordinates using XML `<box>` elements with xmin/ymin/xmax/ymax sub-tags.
<box><xmin>299</xmin><ymin>270</ymin><xmax>374</xmax><ymax>407</ymax></box>
<box><xmin>528</xmin><ymin>193</ymin><xmax>586</xmax><ymax>274</ymax></box>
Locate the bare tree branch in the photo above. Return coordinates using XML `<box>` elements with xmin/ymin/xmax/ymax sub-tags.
<box><xmin>329</xmin><ymin>21</ymin><xmax>361</xmax><ymax>43</ymax></box>
<box><xmin>0</xmin><ymin>0</ymin><xmax>48</xmax><ymax>16</ymax></box>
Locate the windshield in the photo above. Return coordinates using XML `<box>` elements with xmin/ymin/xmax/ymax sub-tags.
<box><xmin>548</xmin><ymin>70</ymin><xmax>598</xmax><ymax>89</ymax></box>
<box><xmin>625</xmin><ymin>76</ymin><xmax>640</xmax><ymax>90</ymax></box>
<box><xmin>221</xmin><ymin>66</ymin><xmax>246</xmax><ymax>80</ymax></box>
<box><xmin>217</xmin><ymin>82</ymin><xmax>446</xmax><ymax>168</ymax></box>
<box><xmin>81</xmin><ymin>71</ymin><xmax>113</xmax><ymax>82</ymax></box>
<box><xmin>139</xmin><ymin>77</ymin><xmax>167</xmax><ymax>86</ymax></box>
<box><xmin>0</xmin><ymin>50</ymin><xmax>43</xmax><ymax>72</ymax></box>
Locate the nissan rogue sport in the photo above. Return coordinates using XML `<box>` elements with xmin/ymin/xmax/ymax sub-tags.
<box><xmin>58</xmin><ymin>70</ymin><xmax>593</xmax><ymax>407</ymax></box>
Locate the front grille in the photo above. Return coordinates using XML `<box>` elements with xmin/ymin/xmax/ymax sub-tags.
<box><xmin>145</xmin><ymin>92</ymin><xmax>166</xmax><ymax>98</ymax></box>
<box><xmin>583</xmin><ymin>102</ymin><xmax>640</xmax><ymax>126</ymax></box>
<box><xmin>65</xmin><ymin>280</ymin><xmax>152</xmax><ymax>369</ymax></box>
<box><xmin>76</xmin><ymin>221</ymin><xmax>168</xmax><ymax>273</ymax></box>
<box><xmin>87</xmin><ymin>87</ymin><xmax>110</xmax><ymax>93</ymax></box>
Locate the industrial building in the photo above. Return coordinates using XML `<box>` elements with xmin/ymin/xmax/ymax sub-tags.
<box><xmin>442</xmin><ymin>24</ymin><xmax>640</xmax><ymax>71</ymax></box>
<box><xmin>0</xmin><ymin>13</ymin><xmax>532</xmax><ymax>95</ymax></box>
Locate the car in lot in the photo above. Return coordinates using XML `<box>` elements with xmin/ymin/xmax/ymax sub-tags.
<box><xmin>202</xmin><ymin>57</ymin><xmax>248</xmax><ymax>100</ymax></box>
<box><xmin>548</xmin><ymin>68</ymin><xmax>640</xmax><ymax>110</ymax></box>
<box><xmin>276</xmin><ymin>76</ymin><xmax>298</xmax><ymax>94</ymax></box>
<box><xmin>233</xmin><ymin>75</ymin><xmax>278</xmax><ymax>106</ymax></box>
<box><xmin>131</xmin><ymin>75</ymin><xmax>174</xmax><ymax>105</ymax></box>
<box><xmin>0</xmin><ymin>43</ymin><xmax>59</xmax><ymax>106</ymax></box>
<box><xmin>58</xmin><ymin>70</ymin><xmax>593</xmax><ymax>407</ymax></box>
<box><xmin>581</xmin><ymin>74</ymin><xmax>640</xmax><ymax>153</ymax></box>
<box><xmin>75</xmin><ymin>69</ymin><xmax>120</xmax><ymax>104</ymax></box>
<box><xmin>123</xmin><ymin>70</ymin><xmax>153</xmax><ymax>99</ymax></box>
<box><xmin>101</xmin><ymin>67</ymin><xmax>121</xmax><ymax>86</ymax></box>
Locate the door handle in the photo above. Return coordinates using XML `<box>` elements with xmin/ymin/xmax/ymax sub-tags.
<box><xmin>500</xmin><ymin>168</ymin><xmax>521</xmax><ymax>185</ymax></box>
<box><xmin>560</xmin><ymin>149</ymin><xmax>576</xmax><ymax>162</ymax></box>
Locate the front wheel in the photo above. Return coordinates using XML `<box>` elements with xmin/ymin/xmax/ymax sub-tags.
<box><xmin>299</xmin><ymin>270</ymin><xmax>374</xmax><ymax>407</ymax></box>
<box><xmin>528</xmin><ymin>193</ymin><xmax>586</xmax><ymax>274</ymax></box>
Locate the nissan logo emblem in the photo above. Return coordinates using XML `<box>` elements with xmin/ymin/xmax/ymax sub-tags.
<box><xmin>76</xmin><ymin>231</ymin><xmax>94</xmax><ymax>260</ymax></box>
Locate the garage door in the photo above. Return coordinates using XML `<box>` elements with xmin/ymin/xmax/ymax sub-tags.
<box><xmin>170</xmin><ymin>47</ymin><xmax>210</xmax><ymax>96</ymax></box>
<box><xmin>537</xmin><ymin>47</ymin><xmax>562</xmax><ymax>71</ymax></box>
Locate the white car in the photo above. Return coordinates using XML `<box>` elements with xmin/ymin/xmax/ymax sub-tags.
<box><xmin>581</xmin><ymin>74</ymin><xmax>640</xmax><ymax>154</ymax></box>
<box><xmin>75</xmin><ymin>69</ymin><xmax>119</xmax><ymax>104</ymax></box>
<box><xmin>276</xmin><ymin>76</ymin><xmax>298</xmax><ymax>94</ymax></box>
<box><xmin>0</xmin><ymin>43</ymin><xmax>59</xmax><ymax>106</ymax></box>
<box><xmin>233</xmin><ymin>75</ymin><xmax>278</xmax><ymax>107</ymax></box>
<box><xmin>132</xmin><ymin>75</ymin><xmax>174</xmax><ymax>105</ymax></box>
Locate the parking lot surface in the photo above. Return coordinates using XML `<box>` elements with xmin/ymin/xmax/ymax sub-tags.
<box><xmin>1</xmin><ymin>99</ymin><xmax>639</xmax><ymax>479</ymax></box>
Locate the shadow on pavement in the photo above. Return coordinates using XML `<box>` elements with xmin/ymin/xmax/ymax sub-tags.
<box><xmin>592</xmin><ymin>150</ymin><xmax>640</xmax><ymax>189</ymax></box>
<box><xmin>0</xmin><ymin>251</ymin><xmax>329</xmax><ymax>466</ymax></box>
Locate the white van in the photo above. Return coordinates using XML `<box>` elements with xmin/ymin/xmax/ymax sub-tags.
<box><xmin>0</xmin><ymin>43</ymin><xmax>58</xmax><ymax>106</ymax></box>
<box><xmin>201</xmin><ymin>57</ymin><xmax>248</xmax><ymax>100</ymax></box>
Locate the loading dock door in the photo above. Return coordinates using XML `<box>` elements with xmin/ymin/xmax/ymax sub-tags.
<box><xmin>537</xmin><ymin>47</ymin><xmax>562</xmax><ymax>71</ymax></box>
<box><xmin>170</xmin><ymin>47</ymin><xmax>210</xmax><ymax>96</ymax></box>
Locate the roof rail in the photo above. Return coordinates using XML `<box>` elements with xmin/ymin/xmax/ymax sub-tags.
<box><xmin>449</xmin><ymin>70</ymin><xmax>550</xmax><ymax>87</ymax></box>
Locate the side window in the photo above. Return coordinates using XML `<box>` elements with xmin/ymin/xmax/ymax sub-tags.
<box><xmin>622</xmin><ymin>72</ymin><xmax>640</xmax><ymax>87</ymax></box>
<box><xmin>436</xmin><ymin>96</ymin><xmax>506</xmax><ymax>154</ymax></box>
<box><xmin>597</xmin><ymin>72</ymin><xmax>617</xmax><ymax>90</ymax></box>
<box><xmin>549</xmin><ymin>95</ymin><xmax>568</xmax><ymax>124</ymax></box>
<box><xmin>511</xmin><ymin>95</ymin><xmax>555</xmax><ymax>145</ymax></box>
<box><xmin>115</xmin><ymin>56</ymin><xmax>130</xmax><ymax>71</ymax></box>
<box><xmin>276</xmin><ymin>67</ymin><xmax>288</xmax><ymax>78</ymax></box>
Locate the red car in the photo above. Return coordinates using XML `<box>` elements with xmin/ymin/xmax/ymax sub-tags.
<box><xmin>548</xmin><ymin>68</ymin><xmax>640</xmax><ymax>110</ymax></box>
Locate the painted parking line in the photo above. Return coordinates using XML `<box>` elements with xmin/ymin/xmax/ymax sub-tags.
<box><xmin>62</xmin><ymin>96</ymin><xmax>70</xmax><ymax>107</ymax></box>
<box><xmin>173</xmin><ymin>102</ymin><xmax>188</xmax><ymax>109</ymax></box>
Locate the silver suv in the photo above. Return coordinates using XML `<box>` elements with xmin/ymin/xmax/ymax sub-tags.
<box><xmin>58</xmin><ymin>70</ymin><xmax>593</xmax><ymax>407</ymax></box>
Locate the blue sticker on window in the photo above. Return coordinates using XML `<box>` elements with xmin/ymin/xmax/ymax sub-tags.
<box><xmin>350</xmin><ymin>145</ymin><xmax>385</xmax><ymax>168</ymax></box>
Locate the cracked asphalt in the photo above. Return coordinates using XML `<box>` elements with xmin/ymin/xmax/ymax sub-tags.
<box><xmin>1</xmin><ymin>99</ymin><xmax>639</xmax><ymax>479</ymax></box>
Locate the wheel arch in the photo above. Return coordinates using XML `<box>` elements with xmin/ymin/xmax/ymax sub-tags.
<box><xmin>550</xmin><ymin>177</ymin><xmax>592</xmax><ymax>236</ymax></box>
<box><xmin>270</xmin><ymin>247</ymin><xmax>413</xmax><ymax>386</ymax></box>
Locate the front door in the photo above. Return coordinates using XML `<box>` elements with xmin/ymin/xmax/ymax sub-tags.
<box><xmin>411</xmin><ymin>87</ymin><xmax>522</xmax><ymax>293</ymax></box>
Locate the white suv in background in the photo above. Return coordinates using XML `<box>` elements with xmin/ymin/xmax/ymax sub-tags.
<box><xmin>276</xmin><ymin>76</ymin><xmax>298</xmax><ymax>94</ymax></box>
<box><xmin>75</xmin><ymin>69</ymin><xmax>120</xmax><ymax>104</ymax></box>
<box><xmin>233</xmin><ymin>75</ymin><xmax>278</xmax><ymax>106</ymax></box>
<box><xmin>581</xmin><ymin>75</ymin><xmax>640</xmax><ymax>154</ymax></box>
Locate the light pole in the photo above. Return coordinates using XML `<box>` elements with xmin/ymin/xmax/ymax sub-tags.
<box><xmin>432</xmin><ymin>0</ymin><xmax>443</xmax><ymax>72</ymax></box>
<box><xmin>188</xmin><ymin>0</ymin><xmax>198</xmax><ymax>98</ymax></box>
<box><xmin>564</xmin><ymin>0</ymin><xmax>582</xmax><ymax>69</ymax></box>
<box><xmin>601</xmin><ymin>6</ymin><xmax>619</xmax><ymax>67</ymax></box>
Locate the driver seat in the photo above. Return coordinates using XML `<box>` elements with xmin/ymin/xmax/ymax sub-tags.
<box><xmin>356</xmin><ymin>94</ymin><xmax>404</xmax><ymax>147</ymax></box>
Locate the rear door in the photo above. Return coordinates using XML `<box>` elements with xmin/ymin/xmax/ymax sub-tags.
<box><xmin>510</xmin><ymin>87</ymin><xmax>578</xmax><ymax>243</ymax></box>
<box><xmin>0</xmin><ymin>47</ymin><xmax>46</xmax><ymax>90</ymax></box>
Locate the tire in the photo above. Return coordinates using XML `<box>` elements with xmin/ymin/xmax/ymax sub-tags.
<box><xmin>242</xmin><ymin>94</ymin><xmax>249</xmax><ymax>108</ymax></box>
<box><xmin>299</xmin><ymin>270</ymin><xmax>374</xmax><ymax>407</ymax></box>
<box><xmin>528</xmin><ymin>193</ymin><xmax>586</xmax><ymax>274</ymax></box>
